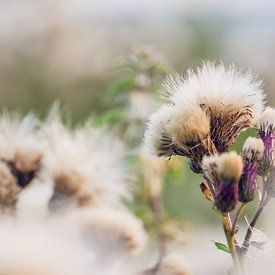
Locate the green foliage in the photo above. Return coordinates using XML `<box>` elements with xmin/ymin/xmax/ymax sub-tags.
<box><xmin>213</xmin><ymin>241</ymin><xmax>230</xmax><ymax>253</ymax></box>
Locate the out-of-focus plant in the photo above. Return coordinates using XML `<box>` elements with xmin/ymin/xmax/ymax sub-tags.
<box><xmin>144</xmin><ymin>61</ymin><xmax>275</xmax><ymax>275</ymax></box>
<box><xmin>96</xmin><ymin>46</ymin><xmax>191</xmax><ymax>272</ymax></box>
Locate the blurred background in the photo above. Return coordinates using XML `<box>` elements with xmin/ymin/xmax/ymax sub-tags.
<box><xmin>1</xmin><ymin>1</ymin><xmax>275</xmax><ymax>267</ymax></box>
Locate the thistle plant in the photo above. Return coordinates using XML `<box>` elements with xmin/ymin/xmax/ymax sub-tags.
<box><xmin>144</xmin><ymin>62</ymin><xmax>275</xmax><ymax>274</ymax></box>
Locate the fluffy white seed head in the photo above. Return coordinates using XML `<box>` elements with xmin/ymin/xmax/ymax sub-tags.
<box><xmin>242</xmin><ymin>137</ymin><xmax>265</xmax><ymax>162</ymax></box>
<box><xmin>257</xmin><ymin>107</ymin><xmax>275</xmax><ymax>133</ymax></box>
<box><xmin>164</xmin><ymin>62</ymin><xmax>265</xmax><ymax>122</ymax></box>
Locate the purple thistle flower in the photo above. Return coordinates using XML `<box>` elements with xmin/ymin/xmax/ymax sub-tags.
<box><xmin>239</xmin><ymin>162</ymin><xmax>258</xmax><ymax>203</ymax></box>
<box><xmin>239</xmin><ymin>137</ymin><xmax>264</xmax><ymax>203</ymax></box>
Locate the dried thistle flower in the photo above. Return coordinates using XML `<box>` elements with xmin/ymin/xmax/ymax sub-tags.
<box><xmin>239</xmin><ymin>137</ymin><xmax>264</xmax><ymax>203</ymax></box>
<box><xmin>164</xmin><ymin>62</ymin><xmax>265</xmax><ymax>153</ymax></box>
<box><xmin>203</xmin><ymin>152</ymin><xmax>243</xmax><ymax>212</ymax></box>
<box><xmin>257</xmin><ymin>107</ymin><xmax>275</xmax><ymax>175</ymax></box>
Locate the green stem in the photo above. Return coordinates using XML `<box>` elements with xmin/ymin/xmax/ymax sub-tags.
<box><xmin>222</xmin><ymin>213</ymin><xmax>242</xmax><ymax>275</ymax></box>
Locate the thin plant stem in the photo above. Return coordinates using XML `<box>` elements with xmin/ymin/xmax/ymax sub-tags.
<box><xmin>222</xmin><ymin>213</ymin><xmax>242</xmax><ymax>275</ymax></box>
<box><xmin>241</xmin><ymin>196</ymin><xmax>270</xmax><ymax>255</ymax></box>
<box><xmin>232</xmin><ymin>203</ymin><xmax>247</xmax><ymax>235</ymax></box>
<box><xmin>241</xmin><ymin>176</ymin><xmax>270</xmax><ymax>255</ymax></box>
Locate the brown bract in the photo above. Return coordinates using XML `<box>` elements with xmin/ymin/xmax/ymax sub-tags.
<box><xmin>202</xmin><ymin>103</ymin><xmax>253</xmax><ymax>153</ymax></box>
<box><xmin>169</xmin><ymin>107</ymin><xmax>217</xmax><ymax>173</ymax></box>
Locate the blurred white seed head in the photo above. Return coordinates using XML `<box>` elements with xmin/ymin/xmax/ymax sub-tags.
<box><xmin>216</xmin><ymin>152</ymin><xmax>243</xmax><ymax>182</ymax></box>
<box><xmin>0</xmin><ymin>113</ymin><xmax>45</xmax><ymax>190</ymax></box>
<box><xmin>0</xmin><ymin>219</ymin><xmax>92</xmax><ymax>275</ymax></box>
<box><xmin>157</xmin><ymin>253</ymin><xmax>192</xmax><ymax>275</ymax></box>
<box><xmin>242</xmin><ymin>137</ymin><xmax>265</xmax><ymax>162</ymax></box>
<box><xmin>40</xmin><ymin>111</ymin><xmax>129</xmax><ymax>211</ymax></box>
<box><xmin>257</xmin><ymin>107</ymin><xmax>275</xmax><ymax>133</ymax></box>
<box><xmin>67</xmin><ymin>206</ymin><xmax>147</xmax><ymax>256</ymax></box>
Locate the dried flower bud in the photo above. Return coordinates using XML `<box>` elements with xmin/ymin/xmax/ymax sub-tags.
<box><xmin>257</xmin><ymin>107</ymin><xmax>275</xmax><ymax>175</ymax></box>
<box><xmin>239</xmin><ymin>137</ymin><xmax>264</xmax><ymax>202</ymax></box>
<box><xmin>215</xmin><ymin>152</ymin><xmax>243</xmax><ymax>212</ymax></box>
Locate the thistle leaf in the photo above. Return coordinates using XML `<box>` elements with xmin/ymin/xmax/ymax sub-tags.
<box><xmin>213</xmin><ymin>241</ymin><xmax>230</xmax><ymax>253</ymax></box>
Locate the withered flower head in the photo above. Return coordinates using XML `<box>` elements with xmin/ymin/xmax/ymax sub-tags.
<box><xmin>203</xmin><ymin>152</ymin><xmax>243</xmax><ymax>212</ymax></box>
<box><xmin>164</xmin><ymin>62</ymin><xmax>265</xmax><ymax>153</ymax></box>
<box><xmin>239</xmin><ymin>137</ymin><xmax>264</xmax><ymax>203</ymax></box>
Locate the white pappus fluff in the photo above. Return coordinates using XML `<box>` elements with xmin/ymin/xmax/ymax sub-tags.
<box><xmin>164</xmin><ymin>62</ymin><xmax>265</xmax><ymax>122</ymax></box>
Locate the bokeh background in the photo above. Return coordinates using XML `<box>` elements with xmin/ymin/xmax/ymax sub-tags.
<box><xmin>1</xmin><ymin>1</ymin><xmax>275</xmax><ymax>271</ymax></box>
